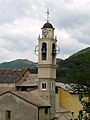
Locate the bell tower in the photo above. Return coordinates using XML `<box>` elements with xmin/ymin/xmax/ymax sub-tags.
<box><xmin>35</xmin><ymin>11</ymin><xmax>60</xmax><ymax>119</ymax></box>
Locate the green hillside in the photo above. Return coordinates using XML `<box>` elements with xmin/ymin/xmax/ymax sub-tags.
<box><xmin>0</xmin><ymin>47</ymin><xmax>89</xmax><ymax>85</ymax></box>
<box><xmin>57</xmin><ymin>47</ymin><xmax>90</xmax><ymax>85</ymax></box>
<box><xmin>0</xmin><ymin>59</ymin><xmax>36</xmax><ymax>72</ymax></box>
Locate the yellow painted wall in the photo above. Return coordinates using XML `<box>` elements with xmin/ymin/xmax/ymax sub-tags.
<box><xmin>59</xmin><ymin>88</ymin><xmax>83</xmax><ymax>119</ymax></box>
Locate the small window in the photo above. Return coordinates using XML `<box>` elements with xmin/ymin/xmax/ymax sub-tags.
<box><xmin>55</xmin><ymin>87</ymin><xmax>58</xmax><ymax>94</ymax></box>
<box><xmin>51</xmin><ymin>82</ymin><xmax>55</xmax><ymax>90</ymax></box>
<box><xmin>41</xmin><ymin>82</ymin><xmax>47</xmax><ymax>90</ymax></box>
<box><xmin>44</xmin><ymin>108</ymin><xmax>48</xmax><ymax>115</ymax></box>
<box><xmin>5</xmin><ymin>110</ymin><xmax>11</xmax><ymax>120</ymax></box>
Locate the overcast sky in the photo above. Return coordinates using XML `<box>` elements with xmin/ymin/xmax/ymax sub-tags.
<box><xmin>0</xmin><ymin>0</ymin><xmax>90</xmax><ymax>63</ymax></box>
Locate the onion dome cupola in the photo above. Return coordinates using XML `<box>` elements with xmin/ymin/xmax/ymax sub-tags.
<box><xmin>42</xmin><ymin>22</ymin><xmax>55</xmax><ymax>39</ymax></box>
<box><xmin>42</xmin><ymin>22</ymin><xmax>54</xmax><ymax>29</ymax></box>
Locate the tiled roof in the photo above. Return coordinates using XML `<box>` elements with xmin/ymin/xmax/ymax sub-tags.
<box><xmin>56</xmin><ymin>106</ymin><xmax>70</xmax><ymax>113</ymax></box>
<box><xmin>58</xmin><ymin>113</ymin><xmax>70</xmax><ymax>120</ymax></box>
<box><xmin>0</xmin><ymin>91</ymin><xmax>51</xmax><ymax>107</ymax></box>
<box><xmin>16</xmin><ymin>74</ymin><xmax>38</xmax><ymax>86</ymax></box>
<box><xmin>0</xmin><ymin>68</ymin><xmax>30</xmax><ymax>83</ymax></box>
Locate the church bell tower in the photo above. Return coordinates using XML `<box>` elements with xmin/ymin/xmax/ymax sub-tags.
<box><xmin>35</xmin><ymin>11</ymin><xmax>60</xmax><ymax>119</ymax></box>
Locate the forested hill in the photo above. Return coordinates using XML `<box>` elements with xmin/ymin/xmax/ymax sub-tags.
<box><xmin>0</xmin><ymin>59</ymin><xmax>36</xmax><ymax>71</ymax></box>
<box><xmin>57</xmin><ymin>47</ymin><xmax>90</xmax><ymax>85</ymax></box>
<box><xmin>0</xmin><ymin>47</ymin><xmax>89</xmax><ymax>84</ymax></box>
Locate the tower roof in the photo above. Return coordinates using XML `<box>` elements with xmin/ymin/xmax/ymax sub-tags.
<box><xmin>42</xmin><ymin>22</ymin><xmax>54</xmax><ymax>29</ymax></box>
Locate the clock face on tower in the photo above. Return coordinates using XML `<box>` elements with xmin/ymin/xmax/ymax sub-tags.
<box><xmin>42</xmin><ymin>28</ymin><xmax>48</xmax><ymax>36</ymax></box>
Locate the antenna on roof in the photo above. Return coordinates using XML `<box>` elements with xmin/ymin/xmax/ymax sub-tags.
<box><xmin>47</xmin><ymin>9</ymin><xmax>49</xmax><ymax>23</ymax></box>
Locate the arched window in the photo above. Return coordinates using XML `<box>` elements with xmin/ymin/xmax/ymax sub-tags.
<box><xmin>52</xmin><ymin>43</ymin><xmax>56</xmax><ymax>55</ymax></box>
<box><xmin>41</xmin><ymin>42</ymin><xmax>47</xmax><ymax>60</ymax></box>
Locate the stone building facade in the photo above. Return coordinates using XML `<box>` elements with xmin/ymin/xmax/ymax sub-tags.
<box><xmin>0</xmin><ymin>91</ymin><xmax>51</xmax><ymax>120</ymax></box>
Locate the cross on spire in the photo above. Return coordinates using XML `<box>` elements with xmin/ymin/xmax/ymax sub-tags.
<box><xmin>47</xmin><ymin>9</ymin><xmax>49</xmax><ymax>23</ymax></box>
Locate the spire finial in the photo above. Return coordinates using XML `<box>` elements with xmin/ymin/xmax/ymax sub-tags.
<box><xmin>47</xmin><ymin>9</ymin><xmax>49</xmax><ymax>23</ymax></box>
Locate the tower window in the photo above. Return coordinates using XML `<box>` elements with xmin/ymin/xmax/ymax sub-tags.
<box><xmin>41</xmin><ymin>82</ymin><xmax>47</xmax><ymax>90</ymax></box>
<box><xmin>51</xmin><ymin>82</ymin><xmax>55</xmax><ymax>90</ymax></box>
<box><xmin>5</xmin><ymin>110</ymin><xmax>11</xmax><ymax>120</ymax></box>
<box><xmin>41</xmin><ymin>42</ymin><xmax>47</xmax><ymax>60</ymax></box>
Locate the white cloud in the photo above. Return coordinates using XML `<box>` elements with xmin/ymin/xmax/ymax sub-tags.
<box><xmin>56</xmin><ymin>28</ymin><xmax>89</xmax><ymax>59</ymax></box>
<box><xmin>0</xmin><ymin>16</ymin><xmax>43</xmax><ymax>62</ymax></box>
<box><xmin>0</xmin><ymin>0</ymin><xmax>90</xmax><ymax>62</ymax></box>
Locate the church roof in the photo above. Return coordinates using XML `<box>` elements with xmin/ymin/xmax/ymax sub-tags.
<box><xmin>0</xmin><ymin>68</ymin><xmax>31</xmax><ymax>83</ymax></box>
<box><xmin>42</xmin><ymin>22</ymin><xmax>54</xmax><ymax>29</ymax></box>
<box><xmin>58</xmin><ymin>113</ymin><xmax>70</xmax><ymax>120</ymax></box>
<box><xmin>16</xmin><ymin>74</ymin><xmax>38</xmax><ymax>87</ymax></box>
<box><xmin>0</xmin><ymin>91</ymin><xmax>51</xmax><ymax>108</ymax></box>
<box><xmin>56</xmin><ymin>106</ymin><xmax>70</xmax><ymax>113</ymax></box>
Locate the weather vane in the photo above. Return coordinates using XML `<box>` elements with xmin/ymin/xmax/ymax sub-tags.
<box><xmin>47</xmin><ymin>9</ymin><xmax>49</xmax><ymax>23</ymax></box>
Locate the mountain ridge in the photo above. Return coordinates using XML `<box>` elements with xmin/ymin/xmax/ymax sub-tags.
<box><xmin>56</xmin><ymin>47</ymin><xmax>90</xmax><ymax>84</ymax></box>
<box><xmin>0</xmin><ymin>59</ymin><xmax>36</xmax><ymax>70</ymax></box>
<box><xmin>0</xmin><ymin>47</ymin><xmax>89</xmax><ymax>84</ymax></box>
